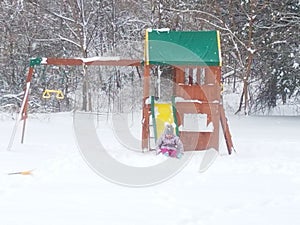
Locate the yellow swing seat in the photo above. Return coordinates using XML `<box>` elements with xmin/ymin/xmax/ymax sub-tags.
<box><xmin>42</xmin><ymin>89</ymin><xmax>64</xmax><ymax>100</ymax></box>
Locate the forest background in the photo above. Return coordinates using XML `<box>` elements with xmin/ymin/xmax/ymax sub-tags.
<box><xmin>0</xmin><ymin>0</ymin><xmax>299</xmax><ymax>115</ymax></box>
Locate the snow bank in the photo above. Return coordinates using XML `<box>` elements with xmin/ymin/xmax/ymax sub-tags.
<box><xmin>1</xmin><ymin>112</ymin><xmax>300</xmax><ymax>225</ymax></box>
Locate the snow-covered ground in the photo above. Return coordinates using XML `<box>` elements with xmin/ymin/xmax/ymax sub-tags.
<box><xmin>1</xmin><ymin>111</ymin><xmax>300</xmax><ymax>225</ymax></box>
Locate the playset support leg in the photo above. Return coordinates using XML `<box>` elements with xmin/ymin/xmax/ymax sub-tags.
<box><xmin>7</xmin><ymin>66</ymin><xmax>34</xmax><ymax>150</ymax></box>
<box><xmin>142</xmin><ymin>64</ymin><xmax>151</xmax><ymax>150</ymax></box>
<box><xmin>219</xmin><ymin>105</ymin><xmax>235</xmax><ymax>154</ymax></box>
<box><xmin>20</xmin><ymin>67</ymin><xmax>35</xmax><ymax>144</ymax></box>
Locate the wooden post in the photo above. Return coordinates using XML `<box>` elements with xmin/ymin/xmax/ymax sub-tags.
<box><xmin>219</xmin><ymin>105</ymin><xmax>234</xmax><ymax>154</ymax></box>
<box><xmin>20</xmin><ymin>66</ymin><xmax>35</xmax><ymax>144</ymax></box>
<box><xmin>142</xmin><ymin>64</ymin><xmax>150</xmax><ymax>150</ymax></box>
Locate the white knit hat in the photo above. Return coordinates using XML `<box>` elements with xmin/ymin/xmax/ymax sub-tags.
<box><xmin>165</xmin><ymin>124</ymin><xmax>174</xmax><ymax>135</ymax></box>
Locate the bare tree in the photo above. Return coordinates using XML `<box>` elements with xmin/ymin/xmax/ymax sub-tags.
<box><xmin>1</xmin><ymin>0</ymin><xmax>299</xmax><ymax>114</ymax></box>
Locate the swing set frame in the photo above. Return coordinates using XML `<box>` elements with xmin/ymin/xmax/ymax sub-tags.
<box><xmin>7</xmin><ymin>57</ymin><xmax>141</xmax><ymax>150</ymax></box>
<box><xmin>8</xmin><ymin>29</ymin><xmax>234</xmax><ymax>154</ymax></box>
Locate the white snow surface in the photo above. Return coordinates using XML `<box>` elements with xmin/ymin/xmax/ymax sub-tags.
<box><xmin>1</xmin><ymin>112</ymin><xmax>300</xmax><ymax>225</ymax></box>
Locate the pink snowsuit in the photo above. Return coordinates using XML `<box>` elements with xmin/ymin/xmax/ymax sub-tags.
<box><xmin>156</xmin><ymin>126</ymin><xmax>184</xmax><ymax>158</ymax></box>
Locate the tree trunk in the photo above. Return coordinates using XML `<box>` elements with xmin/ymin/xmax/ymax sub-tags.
<box><xmin>82</xmin><ymin>65</ymin><xmax>88</xmax><ymax>111</ymax></box>
<box><xmin>235</xmin><ymin>54</ymin><xmax>253</xmax><ymax>115</ymax></box>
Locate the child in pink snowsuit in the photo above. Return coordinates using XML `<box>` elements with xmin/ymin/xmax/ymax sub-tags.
<box><xmin>156</xmin><ymin>124</ymin><xmax>184</xmax><ymax>158</ymax></box>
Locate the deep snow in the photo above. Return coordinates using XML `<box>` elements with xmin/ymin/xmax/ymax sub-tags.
<box><xmin>1</xmin><ymin>112</ymin><xmax>300</xmax><ymax>225</ymax></box>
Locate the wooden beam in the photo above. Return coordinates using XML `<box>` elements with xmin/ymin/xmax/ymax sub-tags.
<box><xmin>44</xmin><ymin>58</ymin><xmax>141</xmax><ymax>67</ymax></box>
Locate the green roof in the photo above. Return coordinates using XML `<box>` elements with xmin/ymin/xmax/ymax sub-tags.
<box><xmin>145</xmin><ymin>29</ymin><xmax>222</xmax><ymax>66</ymax></box>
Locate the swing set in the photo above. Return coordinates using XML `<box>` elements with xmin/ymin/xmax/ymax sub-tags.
<box><xmin>8</xmin><ymin>29</ymin><xmax>234</xmax><ymax>154</ymax></box>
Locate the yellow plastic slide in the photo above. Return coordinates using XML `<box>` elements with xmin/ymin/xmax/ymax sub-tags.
<box><xmin>154</xmin><ymin>103</ymin><xmax>174</xmax><ymax>139</ymax></box>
